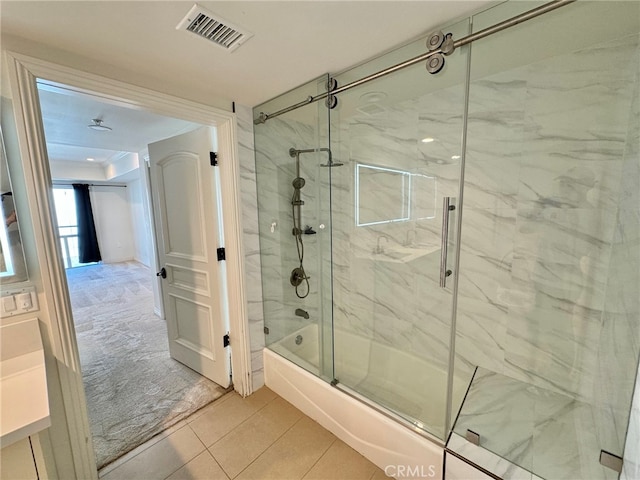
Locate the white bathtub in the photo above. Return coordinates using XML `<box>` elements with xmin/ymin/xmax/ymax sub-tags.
<box><xmin>264</xmin><ymin>324</ymin><xmax>467</xmax><ymax>479</ymax></box>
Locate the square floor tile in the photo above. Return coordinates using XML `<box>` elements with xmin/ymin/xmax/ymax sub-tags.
<box><xmin>101</xmin><ymin>425</ymin><xmax>204</xmax><ymax>480</ymax></box>
<box><xmin>190</xmin><ymin>389</ymin><xmax>273</xmax><ymax>447</ymax></box>
<box><xmin>187</xmin><ymin>392</ymin><xmax>235</xmax><ymax>424</ymax></box>
<box><xmin>237</xmin><ymin>416</ymin><xmax>336</xmax><ymax>479</ymax></box>
<box><xmin>210</xmin><ymin>397</ymin><xmax>303</xmax><ymax>478</ymax></box>
<box><xmin>302</xmin><ymin>440</ymin><xmax>379</xmax><ymax>480</ymax></box>
<box><xmin>99</xmin><ymin>421</ymin><xmax>190</xmax><ymax>477</ymax></box>
<box><xmin>370</xmin><ymin>467</ymin><xmax>391</xmax><ymax>479</ymax></box>
<box><xmin>165</xmin><ymin>450</ymin><xmax>229</xmax><ymax>480</ymax></box>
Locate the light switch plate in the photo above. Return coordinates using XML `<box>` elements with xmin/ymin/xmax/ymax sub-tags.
<box><xmin>1</xmin><ymin>286</ymin><xmax>38</xmax><ymax>317</ymax></box>
<box><xmin>2</xmin><ymin>295</ymin><xmax>17</xmax><ymax>312</ymax></box>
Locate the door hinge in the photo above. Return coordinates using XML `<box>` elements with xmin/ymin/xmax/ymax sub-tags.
<box><xmin>210</xmin><ymin>151</ymin><xmax>218</xmax><ymax>166</ymax></box>
<box><xmin>217</xmin><ymin>247</ymin><xmax>226</xmax><ymax>261</ymax></box>
<box><xmin>223</xmin><ymin>333</ymin><xmax>230</xmax><ymax>347</ymax></box>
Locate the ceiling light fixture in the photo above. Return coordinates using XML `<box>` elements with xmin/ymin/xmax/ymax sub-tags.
<box><xmin>421</xmin><ymin>137</ymin><xmax>435</xmax><ymax>143</ymax></box>
<box><xmin>87</xmin><ymin>118</ymin><xmax>112</xmax><ymax>132</ymax></box>
<box><xmin>86</xmin><ymin>157</ymin><xmax>95</xmax><ymax>162</ymax></box>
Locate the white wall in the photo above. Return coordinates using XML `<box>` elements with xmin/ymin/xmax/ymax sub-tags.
<box><xmin>50</xmin><ymin>153</ymin><xmax>139</xmax><ymax>183</ymax></box>
<box><xmin>50</xmin><ymin>160</ymin><xmax>106</xmax><ymax>182</ymax></box>
<box><xmin>127</xmin><ymin>175</ymin><xmax>152</xmax><ymax>267</ymax></box>
<box><xmin>2</xmin><ymin>96</ymin><xmax>77</xmax><ymax>479</ymax></box>
<box><xmin>0</xmin><ymin>34</ymin><xmax>234</xmax><ymax>480</ymax></box>
<box><xmin>105</xmin><ymin>152</ymin><xmax>138</xmax><ymax>180</ymax></box>
<box><xmin>90</xmin><ymin>186</ymin><xmax>135</xmax><ymax>263</ymax></box>
<box><xmin>135</xmin><ymin>151</ymin><xmax>164</xmax><ymax>317</ymax></box>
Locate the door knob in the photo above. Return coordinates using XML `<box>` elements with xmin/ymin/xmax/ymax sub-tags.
<box><xmin>156</xmin><ymin>267</ymin><xmax>167</xmax><ymax>279</ymax></box>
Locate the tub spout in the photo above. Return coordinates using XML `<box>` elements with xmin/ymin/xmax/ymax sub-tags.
<box><xmin>295</xmin><ymin>308</ymin><xmax>310</xmax><ymax>319</ymax></box>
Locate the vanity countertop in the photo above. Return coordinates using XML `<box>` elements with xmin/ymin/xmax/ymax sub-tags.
<box><xmin>0</xmin><ymin>318</ymin><xmax>51</xmax><ymax>448</ymax></box>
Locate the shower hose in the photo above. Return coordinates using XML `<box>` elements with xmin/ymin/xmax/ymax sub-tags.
<box><xmin>291</xmin><ymin>190</ymin><xmax>310</xmax><ymax>299</ymax></box>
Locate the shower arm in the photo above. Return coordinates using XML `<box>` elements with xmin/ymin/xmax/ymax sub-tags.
<box><xmin>289</xmin><ymin>147</ymin><xmax>332</xmax><ymax>164</ymax></box>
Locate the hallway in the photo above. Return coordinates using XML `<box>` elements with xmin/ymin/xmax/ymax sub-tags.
<box><xmin>67</xmin><ymin>262</ymin><xmax>229</xmax><ymax>468</ymax></box>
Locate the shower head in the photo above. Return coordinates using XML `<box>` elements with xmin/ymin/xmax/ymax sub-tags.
<box><xmin>292</xmin><ymin>177</ymin><xmax>306</xmax><ymax>189</ymax></box>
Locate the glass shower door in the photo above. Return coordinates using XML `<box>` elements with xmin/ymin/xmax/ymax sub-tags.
<box><xmin>451</xmin><ymin>1</ymin><xmax>640</xmax><ymax>478</ymax></box>
<box><xmin>330</xmin><ymin>18</ymin><xmax>471</xmax><ymax>440</ymax></box>
<box><xmin>254</xmin><ymin>75</ymin><xmax>334</xmax><ymax>381</ymax></box>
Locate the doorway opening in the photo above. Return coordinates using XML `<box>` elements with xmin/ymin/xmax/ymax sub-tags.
<box><xmin>38</xmin><ymin>81</ymin><xmax>231</xmax><ymax>469</ymax></box>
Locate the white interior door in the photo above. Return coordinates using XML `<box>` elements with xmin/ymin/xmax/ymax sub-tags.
<box><xmin>148</xmin><ymin>126</ymin><xmax>230</xmax><ymax>387</ymax></box>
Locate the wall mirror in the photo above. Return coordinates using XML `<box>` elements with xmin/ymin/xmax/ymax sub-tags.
<box><xmin>0</xmin><ymin>126</ymin><xmax>28</xmax><ymax>284</ymax></box>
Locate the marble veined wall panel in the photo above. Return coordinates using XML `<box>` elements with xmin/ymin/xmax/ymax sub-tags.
<box><xmin>595</xmin><ymin>35</ymin><xmax>640</xmax><ymax>459</ymax></box>
<box><xmin>330</xmin><ymin>73</ymin><xmax>467</xmax><ymax>403</ymax></box>
<box><xmin>253</xmin><ymin>93</ymin><xmax>333</xmax><ymax>379</ymax></box>
<box><xmin>456</xmin><ymin>33</ymin><xmax>640</xmax><ymax>416</ymax></box>
<box><xmin>236</xmin><ymin>105</ymin><xmax>266</xmax><ymax>387</ymax></box>
<box><xmin>621</xmin><ymin>361</ymin><xmax>640</xmax><ymax>480</ymax></box>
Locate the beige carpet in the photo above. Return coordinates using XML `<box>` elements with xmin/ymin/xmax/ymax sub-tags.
<box><xmin>66</xmin><ymin>261</ymin><xmax>229</xmax><ymax>469</ymax></box>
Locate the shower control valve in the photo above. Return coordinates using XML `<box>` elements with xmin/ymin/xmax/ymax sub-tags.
<box><xmin>290</xmin><ymin>267</ymin><xmax>309</xmax><ymax>287</ymax></box>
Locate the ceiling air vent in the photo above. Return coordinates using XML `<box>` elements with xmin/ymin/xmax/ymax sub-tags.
<box><xmin>177</xmin><ymin>4</ymin><xmax>253</xmax><ymax>52</ymax></box>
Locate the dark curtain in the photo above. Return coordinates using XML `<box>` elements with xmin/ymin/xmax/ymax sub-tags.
<box><xmin>72</xmin><ymin>184</ymin><xmax>101</xmax><ymax>264</ymax></box>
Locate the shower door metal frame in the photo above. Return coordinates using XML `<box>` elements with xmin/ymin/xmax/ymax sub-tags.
<box><xmin>254</xmin><ymin>0</ymin><xmax>576</xmax><ymax>125</ymax></box>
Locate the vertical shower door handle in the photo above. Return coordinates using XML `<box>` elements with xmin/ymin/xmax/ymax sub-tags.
<box><xmin>440</xmin><ymin>197</ymin><xmax>455</xmax><ymax>288</ymax></box>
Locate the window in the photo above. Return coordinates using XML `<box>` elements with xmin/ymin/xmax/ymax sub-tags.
<box><xmin>53</xmin><ymin>187</ymin><xmax>97</xmax><ymax>268</ymax></box>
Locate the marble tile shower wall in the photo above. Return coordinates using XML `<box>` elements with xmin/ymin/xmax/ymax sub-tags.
<box><xmin>622</xmin><ymin>363</ymin><xmax>640</xmax><ymax>480</ymax></box>
<box><xmin>330</xmin><ymin>81</ymin><xmax>466</xmax><ymax>374</ymax></box>
<box><xmin>253</xmin><ymin>113</ymin><xmax>325</xmax><ymax>349</ymax></box>
<box><xmin>329</xmin><ymin>31</ymin><xmax>640</xmax><ymax>445</ymax></box>
<box><xmin>599</xmin><ymin>41</ymin><xmax>640</xmax><ymax>459</ymax></box>
<box><xmin>456</xmin><ymin>33</ymin><xmax>640</xmax><ymax>411</ymax></box>
<box><xmin>236</xmin><ymin>105</ymin><xmax>267</xmax><ymax>388</ymax></box>
<box><xmin>252</xmin><ymin>36</ymin><xmax>639</xmax><ymax>458</ymax></box>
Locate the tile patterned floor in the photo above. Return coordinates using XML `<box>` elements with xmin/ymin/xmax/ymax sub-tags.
<box><xmin>99</xmin><ymin>387</ymin><xmax>387</xmax><ymax>480</ymax></box>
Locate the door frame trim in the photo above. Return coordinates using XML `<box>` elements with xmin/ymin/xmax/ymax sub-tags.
<box><xmin>5</xmin><ymin>51</ymin><xmax>252</xmax><ymax>478</ymax></box>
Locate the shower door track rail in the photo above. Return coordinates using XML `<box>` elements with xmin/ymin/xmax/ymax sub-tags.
<box><xmin>332</xmin><ymin>381</ymin><xmax>446</xmax><ymax>448</ymax></box>
<box><xmin>254</xmin><ymin>0</ymin><xmax>575</xmax><ymax>124</ymax></box>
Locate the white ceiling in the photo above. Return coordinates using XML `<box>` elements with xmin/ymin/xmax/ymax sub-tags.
<box><xmin>1</xmin><ymin>1</ymin><xmax>494</xmax><ymax>107</ymax></box>
<box><xmin>2</xmin><ymin>0</ymin><xmax>495</xmax><ymax>177</ymax></box>
<box><xmin>37</xmin><ymin>83</ymin><xmax>198</xmax><ymax>165</ymax></box>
